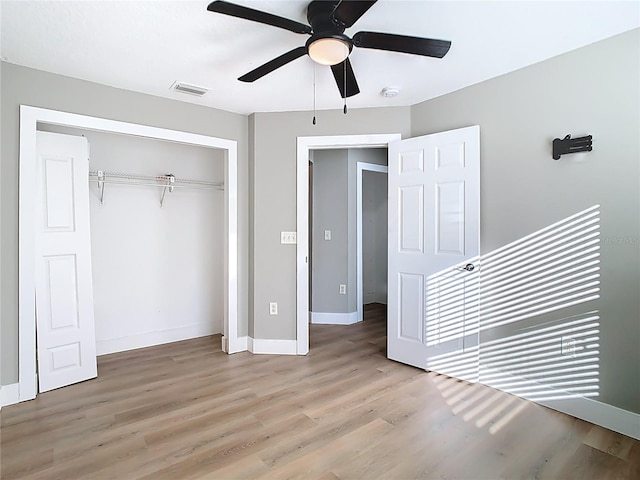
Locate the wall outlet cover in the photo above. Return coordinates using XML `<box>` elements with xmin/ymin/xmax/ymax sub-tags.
<box><xmin>561</xmin><ymin>336</ymin><xmax>576</xmax><ymax>356</ymax></box>
<box><xmin>280</xmin><ymin>232</ymin><xmax>297</xmax><ymax>244</ymax></box>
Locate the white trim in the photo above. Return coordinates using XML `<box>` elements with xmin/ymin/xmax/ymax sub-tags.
<box><xmin>1</xmin><ymin>383</ymin><xmax>20</xmax><ymax>407</ymax></box>
<box><xmin>296</xmin><ymin>134</ymin><xmax>401</xmax><ymax>356</ymax></box>
<box><xmin>356</xmin><ymin>162</ymin><xmax>388</xmax><ymax>322</ymax></box>
<box><xmin>248</xmin><ymin>338</ymin><xmax>298</xmax><ymax>355</ymax></box>
<box><xmin>234</xmin><ymin>336</ymin><xmax>249</xmax><ymax>352</ymax></box>
<box><xmin>221</xmin><ymin>335</ymin><xmax>248</xmax><ymax>354</ymax></box>
<box><xmin>310</xmin><ymin>311</ymin><xmax>358</xmax><ymax>325</ymax></box>
<box><xmin>18</xmin><ymin>105</ymin><xmax>239</xmax><ymax>402</ymax></box>
<box><xmin>482</xmin><ymin>366</ymin><xmax>640</xmax><ymax>440</ymax></box>
<box><xmin>96</xmin><ymin>324</ymin><xmax>220</xmax><ymax>356</ymax></box>
<box><xmin>541</xmin><ymin>396</ymin><xmax>640</xmax><ymax>441</ymax></box>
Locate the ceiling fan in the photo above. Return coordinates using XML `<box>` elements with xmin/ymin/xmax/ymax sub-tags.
<box><xmin>207</xmin><ymin>0</ymin><xmax>452</xmax><ymax>98</ymax></box>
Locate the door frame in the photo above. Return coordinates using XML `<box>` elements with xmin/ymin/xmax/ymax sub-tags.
<box><xmin>296</xmin><ymin>134</ymin><xmax>400</xmax><ymax>354</ymax></box>
<box><xmin>356</xmin><ymin>162</ymin><xmax>388</xmax><ymax>322</ymax></box>
<box><xmin>18</xmin><ymin>105</ymin><xmax>239</xmax><ymax>401</ymax></box>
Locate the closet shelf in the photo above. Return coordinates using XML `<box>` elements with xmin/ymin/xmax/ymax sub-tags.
<box><xmin>88</xmin><ymin>170</ymin><xmax>223</xmax><ymax>207</ymax></box>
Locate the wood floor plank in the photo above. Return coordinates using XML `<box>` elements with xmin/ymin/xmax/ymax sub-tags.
<box><xmin>2</xmin><ymin>303</ymin><xmax>639</xmax><ymax>479</ymax></box>
<box><xmin>259</xmin><ymin>418</ymin><xmax>396</xmax><ymax>480</ymax></box>
<box><xmin>583</xmin><ymin>425</ymin><xmax>639</xmax><ymax>462</ymax></box>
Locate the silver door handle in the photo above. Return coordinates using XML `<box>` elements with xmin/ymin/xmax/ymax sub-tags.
<box><xmin>456</xmin><ymin>263</ymin><xmax>476</xmax><ymax>272</ymax></box>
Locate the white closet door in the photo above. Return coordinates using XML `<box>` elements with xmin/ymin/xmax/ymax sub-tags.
<box><xmin>35</xmin><ymin>131</ymin><xmax>97</xmax><ymax>393</ymax></box>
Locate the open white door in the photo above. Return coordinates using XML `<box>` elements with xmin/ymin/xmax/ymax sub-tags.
<box><xmin>35</xmin><ymin>131</ymin><xmax>97</xmax><ymax>393</ymax></box>
<box><xmin>387</xmin><ymin>126</ymin><xmax>480</xmax><ymax>382</ymax></box>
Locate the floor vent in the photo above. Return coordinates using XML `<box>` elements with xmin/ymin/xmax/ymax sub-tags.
<box><xmin>171</xmin><ymin>82</ymin><xmax>208</xmax><ymax>97</ymax></box>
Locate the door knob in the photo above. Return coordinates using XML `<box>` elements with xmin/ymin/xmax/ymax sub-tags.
<box><xmin>456</xmin><ymin>263</ymin><xmax>475</xmax><ymax>272</ymax></box>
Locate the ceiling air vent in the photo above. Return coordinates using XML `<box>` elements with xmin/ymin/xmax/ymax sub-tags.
<box><xmin>171</xmin><ymin>82</ymin><xmax>208</xmax><ymax>97</ymax></box>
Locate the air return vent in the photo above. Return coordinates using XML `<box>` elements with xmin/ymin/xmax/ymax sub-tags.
<box><xmin>171</xmin><ymin>82</ymin><xmax>208</xmax><ymax>97</ymax></box>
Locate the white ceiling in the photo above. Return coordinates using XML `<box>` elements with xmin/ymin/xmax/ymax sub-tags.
<box><xmin>2</xmin><ymin>1</ymin><xmax>638</xmax><ymax>115</ymax></box>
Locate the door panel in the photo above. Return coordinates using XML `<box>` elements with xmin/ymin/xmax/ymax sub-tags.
<box><xmin>43</xmin><ymin>254</ymin><xmax>80</xmax><ymax>329</ymax></box>
<box><xmin>388</xmin><ymin>126</ymin><xmax>480</xmax><ymax>381</ymax></box>
<box><xmin>398</xmin><ymin>273</ymin><xmax>424</xmax><ymax>343</ymax></box>
<box><xmin>42</xmin><ymin>156</ymin><xmax>76</xmax><ymax>230</ymax></box>
<box><xmin>399</xmin><ymin>185</ymin><xmax>424</xmax><ymax>253</ymax></box>
<box><xmin>435</xmin><ymin>181</ymin><xmax>465</xmax><ymax>254</ymax></box>
<box><xmin>35</xmin><ymin>131</ymin><xmax>97</xmax><ymax>393</ymax></box>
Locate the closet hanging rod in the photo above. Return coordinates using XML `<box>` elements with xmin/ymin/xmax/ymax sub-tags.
<box><xmin>88</xmin><ymin>170</ymin><xmax>223</xmax><ymax>206</ymax></box>
<box><xmin>88</xmin><ymin>170</ymin><xmax>223</xmax><ymax>188</ymax></box>
<box><xmin>87</xmin><ymin>179</ymin><xmax>219</xmax><ymax>190</ymax></box>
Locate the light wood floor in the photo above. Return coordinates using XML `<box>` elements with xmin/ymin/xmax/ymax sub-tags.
<box><xmin>2</xmin><ymin>304</ymin><xmax>639</xmax><ymax>479</ymax></box>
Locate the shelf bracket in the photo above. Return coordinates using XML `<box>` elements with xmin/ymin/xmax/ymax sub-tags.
<box><xmin>160</xmin><ymin>174</ymin><xmax>175</xmax><ymax>207</ymax></box>
<box><xmin>97</xmin><ymin>170</ymin><xmax>106</xmax><ymax>205</ymax></box>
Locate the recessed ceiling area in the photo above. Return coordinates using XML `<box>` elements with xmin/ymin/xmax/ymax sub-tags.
<box><xmin>1</xmin><ymin>1</ymin><xmax>638</xmax><ymax>115</ymax></box>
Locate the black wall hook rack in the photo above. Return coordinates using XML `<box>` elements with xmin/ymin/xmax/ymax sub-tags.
<box><xmin>552</xmin><ymin>134</ymin><xmax>593</xmax><ymax>160</ymax></box>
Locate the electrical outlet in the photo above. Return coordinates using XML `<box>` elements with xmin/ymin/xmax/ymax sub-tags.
<box><xmin>269</xmin><ymin>302</ymin><xmax>278</xmax><ymax>315</ymax></box>
<box><xmin>280</xmin><ymin>232</ymin><xmax>297</xmax><ymax>244</ymax></box>
<box><xmin>561</xmin><ymin>336</ymin><xmax>576</xmax><ymax>356</ymax></box>
<box><xmin>339</xmin><ymin>284</ymin><xmax>346</xmax><ymax>295</ymax></box>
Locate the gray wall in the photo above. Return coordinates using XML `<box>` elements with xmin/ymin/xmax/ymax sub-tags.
<box><xmin>362</xmin><ymin>170</ymin><xmax>388</xmax><ymax>304</ymax></box>
<box><xmin>312</xmin><ymin>147</ymin><xmax>389</xmax><ymax>314</ymax></box>
<box><xmin>411</xmin><ymin>29</ymin><xmax>640</xmax><ymax>413</ymax></box>
<box><xmin>250</xmin><ymin>108</ymin><xmax>411</xmax><ymax>339</ymax></box>
<box><xmin>0</xmin><ymin>62</ymin><xmax>249</xmax><ymax>385</ymax></box>
<box><xmin>351</xmin><ymin>148</ymin><xmax>388</xmax><ymax>307</ymax></box>
<box><xmin>348</xmin><ymin>148</ymin><xmax>388</xmax><ymax>310</ymax></box>
<box><xmin>312</xmin><ymin>149</ymin><xmax>350</xmax><ymax>313</ymax></box>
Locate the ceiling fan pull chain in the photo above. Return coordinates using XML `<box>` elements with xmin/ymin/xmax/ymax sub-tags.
<box><xmin>312</xmin><ymin>62</ymin><xmax>317</xmax><ymax>125</ymax></box>
<box><xmin>343</xmin><ymin>61</ymin><xmax>348</xmax><ymax>115</ymax></box>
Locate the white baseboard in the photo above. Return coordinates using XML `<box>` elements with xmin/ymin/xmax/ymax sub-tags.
<box><xmin>228</xmin><ymin>336</ymin><xmax>248</xmax><ymax>353</ymax></box>
<box><xmin>364</xmin><ymin>297</ymin><xmax>387</xmax><ymax>305</ymax></box>
<box><xmin>310</xmin><ymin>311</ymin><xmax>359</xmax><ymax>325</ymax></box>
<box><xmin>221</xmin><ymin>335</ymin><xmax>300</xmax><ymax>356</ymax></box>
<box><xmin>540</xmin><ymin>396</ymin><xmax>640</xmax><ymax>440</ymax></box>
<box><xmin>481</xmin><ymin>366</ymin><xmax>640</xmax><ymax>440</ymax></box>
<box><xmin>97</xmin><ymin>323</ymin><xmax>220</xmax><ymax>356</ymax></box>
<box><xmin>1</xmin><ymin>383</ymin><xmax>20</xmax><ymax>407</ymax></box>
<box><xmin>248</xmin><ymin>337</ymin><xmax>298</xmax><ymax>355</ymax></box>
<box><xmin>223</xmin><ymin>336</ymin><xmax>297</xmax><ymax>355</ymax></box>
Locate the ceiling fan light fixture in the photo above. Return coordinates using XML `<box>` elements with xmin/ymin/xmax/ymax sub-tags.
<box><xmin>308</xmin><ymin>37</ymin><xmax>350</xmax><ymax>66</ymax></box>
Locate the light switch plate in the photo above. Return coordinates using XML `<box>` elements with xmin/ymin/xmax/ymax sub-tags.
<box><xmin>281</xmin><ymin>232</ymin><xmax>297</xmax><ymax>244</ymax></box>
<box><xmin>324</xmin><ymin>230</ymin><xmax>331</xmax><ymax>240</ymax></box>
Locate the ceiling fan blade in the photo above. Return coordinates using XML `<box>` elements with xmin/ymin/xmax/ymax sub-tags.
<box><xmin>238</xmin><ymin>46</ymin><xmax>308</xmax><ymax>82</ymax></box>
<box><xmin>332</xmin><ymin>1</ymin><xmax>377</xmax><ymax>28</ymax></box>
<box><xmin>353</xmin><ymin>31</ymin><xmax>451</xmax><ymax>58</ymax></box>
<box><xmin>330</xmin><ymin>58</ymin><xmax>360</xmax><ymax>98</ymax></box>
<box><xmin>207</xmin><ymin>1</ymin><xmax>312</xmax><ymax>35</ymax></box>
